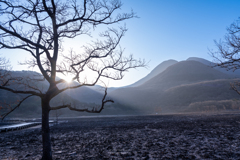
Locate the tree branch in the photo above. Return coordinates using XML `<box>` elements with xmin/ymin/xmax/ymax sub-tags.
<box><xmin>1</xmin><ymin>95</ymin><xmax>34</xmax><ymax>120</ymax></box>
<box><xmin>50</xmin><ymin>87</ymin><xmax>113</xmax><ymax>113</ymax></box>
<box><xmin>0</xmin><ymin>85</ymin><xmax>42</xmax><ymax>97</ymax></box>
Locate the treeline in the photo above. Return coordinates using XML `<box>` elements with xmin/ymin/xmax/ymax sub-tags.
<box><xmin>185</xmin><ymin>99</ymin><xmax>240</xmax><ymax>112</ymax></box>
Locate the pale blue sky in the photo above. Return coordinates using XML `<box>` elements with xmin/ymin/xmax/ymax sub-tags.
<box><xmin>1</xmin><ymin>0</ymin><xmax>240</xmax><ymax>87</ymax></box>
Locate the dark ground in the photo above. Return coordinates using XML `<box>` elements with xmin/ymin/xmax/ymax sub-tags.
<box><xmin>1</xmin><ymin>113</ymin><xmax>240</xmax><ymax>159</ymax></box>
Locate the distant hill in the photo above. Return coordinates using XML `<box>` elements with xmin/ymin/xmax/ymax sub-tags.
<box><xmin>187</xmin><ymin>57</ymin><xmax>213</xmax><ymax>66</ymax></box>
<box><xmin>140</xmin><ymin>60</ymin><xmax>233</xmax><ymax>90</ymax></box>
<box><xmin>187</xmin><ymin>57</ymin><xmax>240</xmax><ymax>77</ymax></box>
<box><xmin>109</xmin><ymin>60</ymin><xmax>239</xmax><ymax>114</ymax></box>
<box><xmin>158</xmin><ymin>79</ymin><xmax>240</xmax><ymax>112</ymax></box>
<box><xmin>0</xmin><ymin>71</ymin><xmax>87</xmax><ymax>118</ymax></box>
<box><xmin>129</xmin><ymin>59</ymin><xmax>178</xmax><ymax>87</ymax></box>
<box><xmin>0</xmin><ymin>71</ymin><xmax>136</xmax><ymax>118</ymax></box>
<box><xmin>85</xmin><ymin>85</ymin><xmax>119</xmax><ymax>94</ymax></box>
<box><xmin>59</xmin><ymin>81</ymin><xmax>105</xmax><ymax>104</ymax></box>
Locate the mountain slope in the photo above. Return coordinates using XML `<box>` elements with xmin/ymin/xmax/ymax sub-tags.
<box><xmin>187</xmin><ymin>57</ymin><xmax>212</xmax><ymax>66</ymax></box>
<box><xmin>129</xmin><ymin>59</ymin><xmax>178</xmax><ymax>87</ymax></box>
<box><xmin>141</xmin><ymin>60</ymin><xmax>233</xmax><ymax>90</ymax></box>
<box><xmin>59</xmin><ymin>81</ymin><xmax>105</xmax><ymax>104</ymax></box>
<box><xmin>187</xmin><ymin>57</ymin><xmax>240</xmax><ymax>77</ymax></box>
<box><xmin>158</xmin><ymin>79</ymin><xmax>239</xmax><ymax>112</ymax></box>
<box><xmin>0</xmin><ymin>71</ymin><xmax>135</xmax><ymax>118</ymax></box>
<box><xmin>109</xmin><ymin>60</ymin><xmax>238</xmax><ymax>113</ymax></box>
<box><xmin>85</xmin><ymin>85</ymin><xmax>119</xmax><ymax>93</ymax></box>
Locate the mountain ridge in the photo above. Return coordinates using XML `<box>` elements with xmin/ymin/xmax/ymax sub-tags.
<box><xmin>129</xmin><ymin>59</ymin><xmax>178</xmax><ymax>87</ymax></box>
<box><xmin>109</xmin><ymin>58</ymin><xmax>240</xmax><ymax>113</ymax></box>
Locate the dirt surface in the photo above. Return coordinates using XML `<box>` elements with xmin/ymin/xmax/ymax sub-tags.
<box><xmin>1</xmin><ymin>113</ymin><xmax>240</xmax><ymax>159</ymax></box>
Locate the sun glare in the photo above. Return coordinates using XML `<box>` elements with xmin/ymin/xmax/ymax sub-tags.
<box><xmin>64</xmin><ymin>76</ymin><xmax>72</xmax><ymax>83</ymax></box>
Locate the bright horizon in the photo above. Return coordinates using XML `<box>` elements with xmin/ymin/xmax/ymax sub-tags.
<box><xmin>1</xmin><ymin>0</ymin><xmax>240</xmax><ymax>87</ymax></box>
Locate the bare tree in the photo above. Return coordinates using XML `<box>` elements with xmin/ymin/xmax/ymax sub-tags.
<box><xmin>210</xmin><ymin>17</ymin><xmax>240</xmax><ymax>96</ymax></box>
<box><xmin>51</xmin><ymin>109</ymin><xmax>62</xmax><ymax>124</ymax></box>
<box><xmin>0</xmin><ymin>0</ymin><xmax>145</xmax><ymax>159</ymax></box>
<box><xmin>0</xmin><ymin>56</ymin><xmax>13</xmax><ymax>115</ymax></box>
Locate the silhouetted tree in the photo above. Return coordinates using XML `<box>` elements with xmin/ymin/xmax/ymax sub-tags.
<box><xmin>0</xmin><ymin>0</ymin><xmax>145</xmax><ymax>159</ymax></box>
<box><xmin>0</xmin><ymin>56</ymin><xmax>12</xmax><ymax>114</ymax></box>
<box><xmin>211</xmin><ymin>17</ymin><xmax>240</xmax><ymax>95</ymax></box>
<box><xmin>51</xmin><ymin>109</ymin><xmax>62</xmax><ymax>124</ymax></box>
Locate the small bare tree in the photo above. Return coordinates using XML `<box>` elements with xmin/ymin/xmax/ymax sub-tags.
<box><xmin>51</xmin><ymin>108</ymin><xmax>62</xmax><ymax>124</ymax></box>
<box><xmin>211</xmin><ymin>17</ymin><xmax>240</xmax><ymax>95</ymax></box>
<box><xmin>0</xmin><ymin>0</ymin><xmax>145</xmax><ymax>159</ymax></box>
<box><xmin>0</xmin><ymin>56</ymin><xmax>12</xmax><ymax>115</ymax></box>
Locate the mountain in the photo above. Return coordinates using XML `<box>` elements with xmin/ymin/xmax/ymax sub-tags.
<box><xmin>4</xmin><ymin>70</ymin><xmax>105</xmax><ymax>104</ymax></box>
<box><xmin>140</xmin><ymin>60</ymin><xmax>233</xmax><ymax>90</ymax></box>
<box><xmin>129</xmin><ymin>59</ymin><xmax>178</xmax><ymax>87</ymax></box>
<box><xmin>84</xmin><ymin>60</ymin><xmax>178</xmax><ymax>93</ymax></box>
<box><xmin>0</xmin><ymin>71</ymin><xmax>87</xmax><ymax>118</ymax></box>
<box><xmin>187</xmin><ymin>57</ymin><xmax>213</xmax><ymax>66</ymax></box>
<box><xmin>59</xmin><ymin>81</ymin><xmax>105</xmax><ymax>104</ymax></box>
<box><xmin>109</xmin><ymin>59</ymin><xmax>239</xmax><ymax>114</ymax></box>
<box><xmin>158</xmin><ymin>79</ymin><xmax>240</xmax><ymax>112</ymax></box>
<box><xmin>187</xmin><ymin>57</ymin><xmax>240</xmax><ymax>77</ymax></box>
<box><xmin>0</xmin><ymin>71</ymin><xmax>136</xmax><ymax>118</ymax></box>
<box><xmin>85</xmin><ymin>85</ymin><xmax>119</xmax><ymax>93</ymax></box>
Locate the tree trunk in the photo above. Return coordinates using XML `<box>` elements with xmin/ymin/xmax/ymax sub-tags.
<box><xmin>41</xmin><ymin>98</ymin><xmax>52</xmax><ymax>160</ymax></box>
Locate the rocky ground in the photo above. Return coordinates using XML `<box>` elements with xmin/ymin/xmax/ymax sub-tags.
<box><xmin>1</xmin><ymin>113</ymin><xmax>240</xmax><ymax>159</ymax></box>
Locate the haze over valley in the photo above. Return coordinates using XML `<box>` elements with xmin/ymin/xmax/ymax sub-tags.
<box><xmin>3</xmin><ymin>57</ymin><xmax>240</xmax><ymax>118</ymax></box>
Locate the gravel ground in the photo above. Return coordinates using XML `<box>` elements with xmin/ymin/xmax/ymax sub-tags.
<box><xmin>1</xmin><ymin>113</ymin><xmax>240</xmax><ymax>159</ymax></box>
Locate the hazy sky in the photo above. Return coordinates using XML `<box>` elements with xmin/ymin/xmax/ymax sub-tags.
<box><xmin>1</xmin><ymin>0</ymin><xmax>240</xmax><ymax>87</ymax></box>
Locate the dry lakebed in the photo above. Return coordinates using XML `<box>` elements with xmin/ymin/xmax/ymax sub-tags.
<box><xmin>1</xmin><ymin>113</ymin><xmax>240</xmax><ymax>159</ymax></box>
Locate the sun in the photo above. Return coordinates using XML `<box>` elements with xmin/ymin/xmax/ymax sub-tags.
<box><xmin>64</xmin><ymin>76</ymin><xmax>72</xmax><ymax>83</ymax></box>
